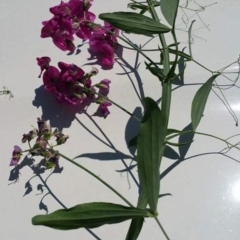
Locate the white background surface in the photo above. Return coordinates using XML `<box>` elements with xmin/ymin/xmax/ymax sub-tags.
<box><xmin>1</xmin><ymin>0</ymin><xmax>240</xmax><ymax>239</ymax></box>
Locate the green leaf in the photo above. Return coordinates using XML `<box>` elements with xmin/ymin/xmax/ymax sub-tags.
<box><xmin>161</xmin><ymin>0</ymin><xmax>180</xmax><ymax>27</ymax></box>
<box><xmin>167</xmin><ymin>128</ymin><xmax>181</xmax><ymax>136</ymax></box>
<box><xmin>169</xmin><ymin>49</ymin><xmax>192</xmax><ymax>61</ymax></box>
<box><xmin>128</xmin><ymin>3</ymin><xmax>149</xmax><ymax>11</ymax></box>
<box><xmin>32</xmin><ymin>202</ymin><xmax>152</xmax><ymax>230</ymax></box>
<box><xmin>191</xmin><ymin>74</ymin><xmax>220</xmax><ymax>131</ymax></box>
<box><xmin>166</xmin><ymin>140</ymin><xmax>193</xmax><ymax>147</ymax></box>
<box><xmin>125</xmin><ymin>188</ymin><xmax>148</xmax><ymax>239</ymax></box>
<box><xmin>145</xmin><ymin>62</ymin><xmax>165</xmax><ymax>81</ymax></box>
<box><xmin>128</xmin><ymin>1</ymin><xmax>161</xmax><ymax>11</ymax></box>
<box><xmin>99</xmin><ymin>12</ymin><xmax>171</xmax><ymax>36</ymax></box>
<box><xmin>137</xmin><ymin>97</ymin><xmax>166</xmax><ymax>212</ymax></box>
<box><xmin>125</xmin><ymin>217</ymin><xmax>144</xmax><ymax>240</ymax></box>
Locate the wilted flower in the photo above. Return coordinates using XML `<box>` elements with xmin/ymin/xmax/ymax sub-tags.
<box><xmin>37</xmin><ymin>118</ymin><xmax>52</xmax><ymax>139</ymax></box>
<box><xmin>22</xmin><ymin>128</ymin><xmax>38</xmax><ymax>143</ymax></box>
<box><xmin>53</xmin><ymin>129</ymin><xmax>69</xmax><ymax>145</ymax></box>
<box><xmin>46</xmin><ymin>152</ymin><xmax>60</xmax><ymax>169</ymax></box>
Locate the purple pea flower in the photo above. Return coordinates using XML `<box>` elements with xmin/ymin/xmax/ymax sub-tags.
<box><xmin>89</xmin><ymin>22</ymin><xmax>119</xmax><ymax>68</ymax></box>
<box><xmin>10</xmin><ymin>146</ymin><xmax>22</xmax><ymax>166</ymax></box>
<box><xmin>58</xmin><ymin>62</ymin><xmax>85</xmax><ymax>82</ymax></box>
<box><xmin>98</xmin><ymin>101</ymin><xmax>112</xmax><ymax>118</ymax></box>
<box><xmin>37</xmin><ymin>56</ymin><xmax>51</xmax><ymax>78</ymax></box>
<box><xmin>96</xmin><ymin>79</ymin><xmax>111</xmax><ymax>95</ymax></box>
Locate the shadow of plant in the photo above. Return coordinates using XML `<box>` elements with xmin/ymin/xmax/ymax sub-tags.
<box><xmin>32</xmin><ymin>85</ymin><xmax>88</xmax><ymax>130</ymax></box>
<box><xmin>8</xmin><ymin>155</ymin><xmax>64</xmax><ymax>213</ymax></box>
<box><xmin>8</xmin><ymin>155</ymin><xmax>102</xmax><ymax>240</ymax></box>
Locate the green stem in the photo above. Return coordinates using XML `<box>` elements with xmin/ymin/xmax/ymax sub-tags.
<box><xmin>155</xmin><ymin>218</ymin><xmax>171</xmax><ymax>240</ymax></box>
<box><xmin>192</xmin><ymin>58</ymin><xmax>213</xmax><ymax>73</ymax></box>
<box><xmin>194</xmin><ymin>131</ymin><xmax>240</xmax><ymax>149</ymax></box>
<box><xmin>58</xmin><ymin>152</ymin><xmax>134</xmax><ymax>207</ymax></box>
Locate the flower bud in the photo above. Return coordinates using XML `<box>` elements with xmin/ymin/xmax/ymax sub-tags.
<box><xmin>54</xmin><ymin>129</ymin><xmax>69</xmax><ymax>145</ymax></box>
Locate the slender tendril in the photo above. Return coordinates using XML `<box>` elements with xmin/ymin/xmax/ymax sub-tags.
<box><xmin>166</xmin><ymin>130</ymin><xmax>240</xmax><ymax>153</ymax></box>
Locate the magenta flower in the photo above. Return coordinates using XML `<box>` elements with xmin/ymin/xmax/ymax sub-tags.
<box><xmin>41</xmin><ymin>16</ymin><xmax>75</xmax><ymax>52</ymax></box>
<box><xmin>41</xmin><ymin>18</ymin><xmax>59</xmax><ymax>38</ymax></box>
<box><xmin>58</xmin><ymin>62</ymin><xmax>85</xmax><ymax>82</ymax></box>
<box><xmin>98</xmin><ymin>101</ymin><xmax>112</xmax><ymax>118</ymax></box>
<box><xmin>37</xmin><ymin>57</ymin><xmax>93</xmax><ymax>106</ymax></box>
<box><xmin>10</xmin><ymin>146</ymin><xmax>22</xmax><ymax>166</ymax></box>
<box><xmin>42</xmin><ymin>66</ymin><xmax>60</xmax><ymax>95</ymax></box>
<box><xmin>75</xmin><ymin>12</ymin><xmax>96</xmax><ymax>40</ymax></box>
<box><xmin>37</xmin><ymin>57</ymin><xmax>51</xmax><ymax>78</ymax></box>
<box><xmin>89</xmin><ymin>22</ymin><xmax>119</xmax><ymax>68</ymax></box>
<box><xmin>41</xmin><ymin>0</ymin><xmax>96</xmax><ymax>51</ymax></box>
<box><xmin>49</xmin><ymin>2</ymin><xmax>71</xmax><ymax>17</ymax></box>
<box><xmin>96</xmin><ymin>79</ymin><xmax>111</xmax><ymax>95</ymax></box>
<box><xmin>53</xmin><ymin>32</ymin><xmax>76</xmax><ymax>52</ymax></box>
<box><xmin>37</xmin><ymin>56</ymin><xmax>112</xmax><ymax>117</ymax></box>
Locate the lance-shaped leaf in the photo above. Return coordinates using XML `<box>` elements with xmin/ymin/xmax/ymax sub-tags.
<box><xmin>161</xmin><ymin>0</ymin><xmax>180</xmax><ymax>27</ymax></box>
<box><xmin>145</xmin><ymin>62</ymin><xmax>165</xmax><ymax>82</ymax></box>
<box><xmin>125</xmin><ymin>188</ymin><xmax>148</xmax><ymax>239</ymax></box>
<box><xmin>191</xmin><ymin>74</ymin><xmax>220</xmax><ymax>131</ymax></box>
<box><xmin>137</xmin><ymin>97</ymin><xmax>165</xmax><ymax>212</ymax></box>
<box><xmin>32</xmin><ymin>202</ymin><xmax>153</xmax><ymax>230</ymax></box>
<box><xmin>125</xmin><ymin>217</ymin><xmax>144</xmax><ymax>240</ymax></box>
<box><xmin>160</xmin><ymin>0</ymin><xmax>179</xmax><ymax>27</ymax></box>
<box><xmin>99</xmin><ymin>12</ymin><xmax>171</xmax><ymax>36</ymax></box>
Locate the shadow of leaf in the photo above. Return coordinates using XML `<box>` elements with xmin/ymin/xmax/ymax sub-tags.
<box><xmin>125</xmin><ymin>107</ymin><xmax>142</xmax><ymax>156</ymax></box>
<box><xmin>74</xmin><ymin>152</ymin><xmax>133</xmax><ymax>161</ymax></box>
<box><xmin>163</xmin><ymin>145</ymin><xmax>180</xmax><ymax>160</ymax></box>
<box><xmin>179</xmin><ymin>123</ymin><xmax>194</xmax><ymax>159</ymax></box>
<box><xmin>39</xmin><ymin>199</ymin><xmax>48</xmax><ymax>213</ymax></box>
<box><xmin>23</xmin><ymin>181</ymin><xmax>33</xmax><ymax>197</ymax></box>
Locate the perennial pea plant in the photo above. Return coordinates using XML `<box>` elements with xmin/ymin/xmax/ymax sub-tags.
<box><xmin>8</xmin><ymin>0</ymin><xmax>240</xmax><ymax>239</ymax></box>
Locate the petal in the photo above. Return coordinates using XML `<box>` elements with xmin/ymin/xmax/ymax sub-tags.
<box><xmin>14</xmin><ymin>145</ymin><xmax>22</xmax><ymax>153</ymax></box>
<box><xmin>10</xmin><ymin>158</ymin><xmax>19</xmax><ymax>166</ymax></box>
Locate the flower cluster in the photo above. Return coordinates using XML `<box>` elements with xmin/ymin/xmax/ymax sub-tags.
<box><xmin>89</xmin><ymin>22</ymin><xmax>119</xmax><ymax>67</ymax></box>
<box><xmin>37</xmin><ymin>56</ymin><xmax>112</xmax><ymax>117</ymax></box>
<box><xmin>41</xmin><ymin>0</ymin><xmax>119</xmax><ymax>67</ymax></box>
<box><xmin>10</xmin><ymin>118</ymin><xmax>69</xmax><ymax>169</ymax></box>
